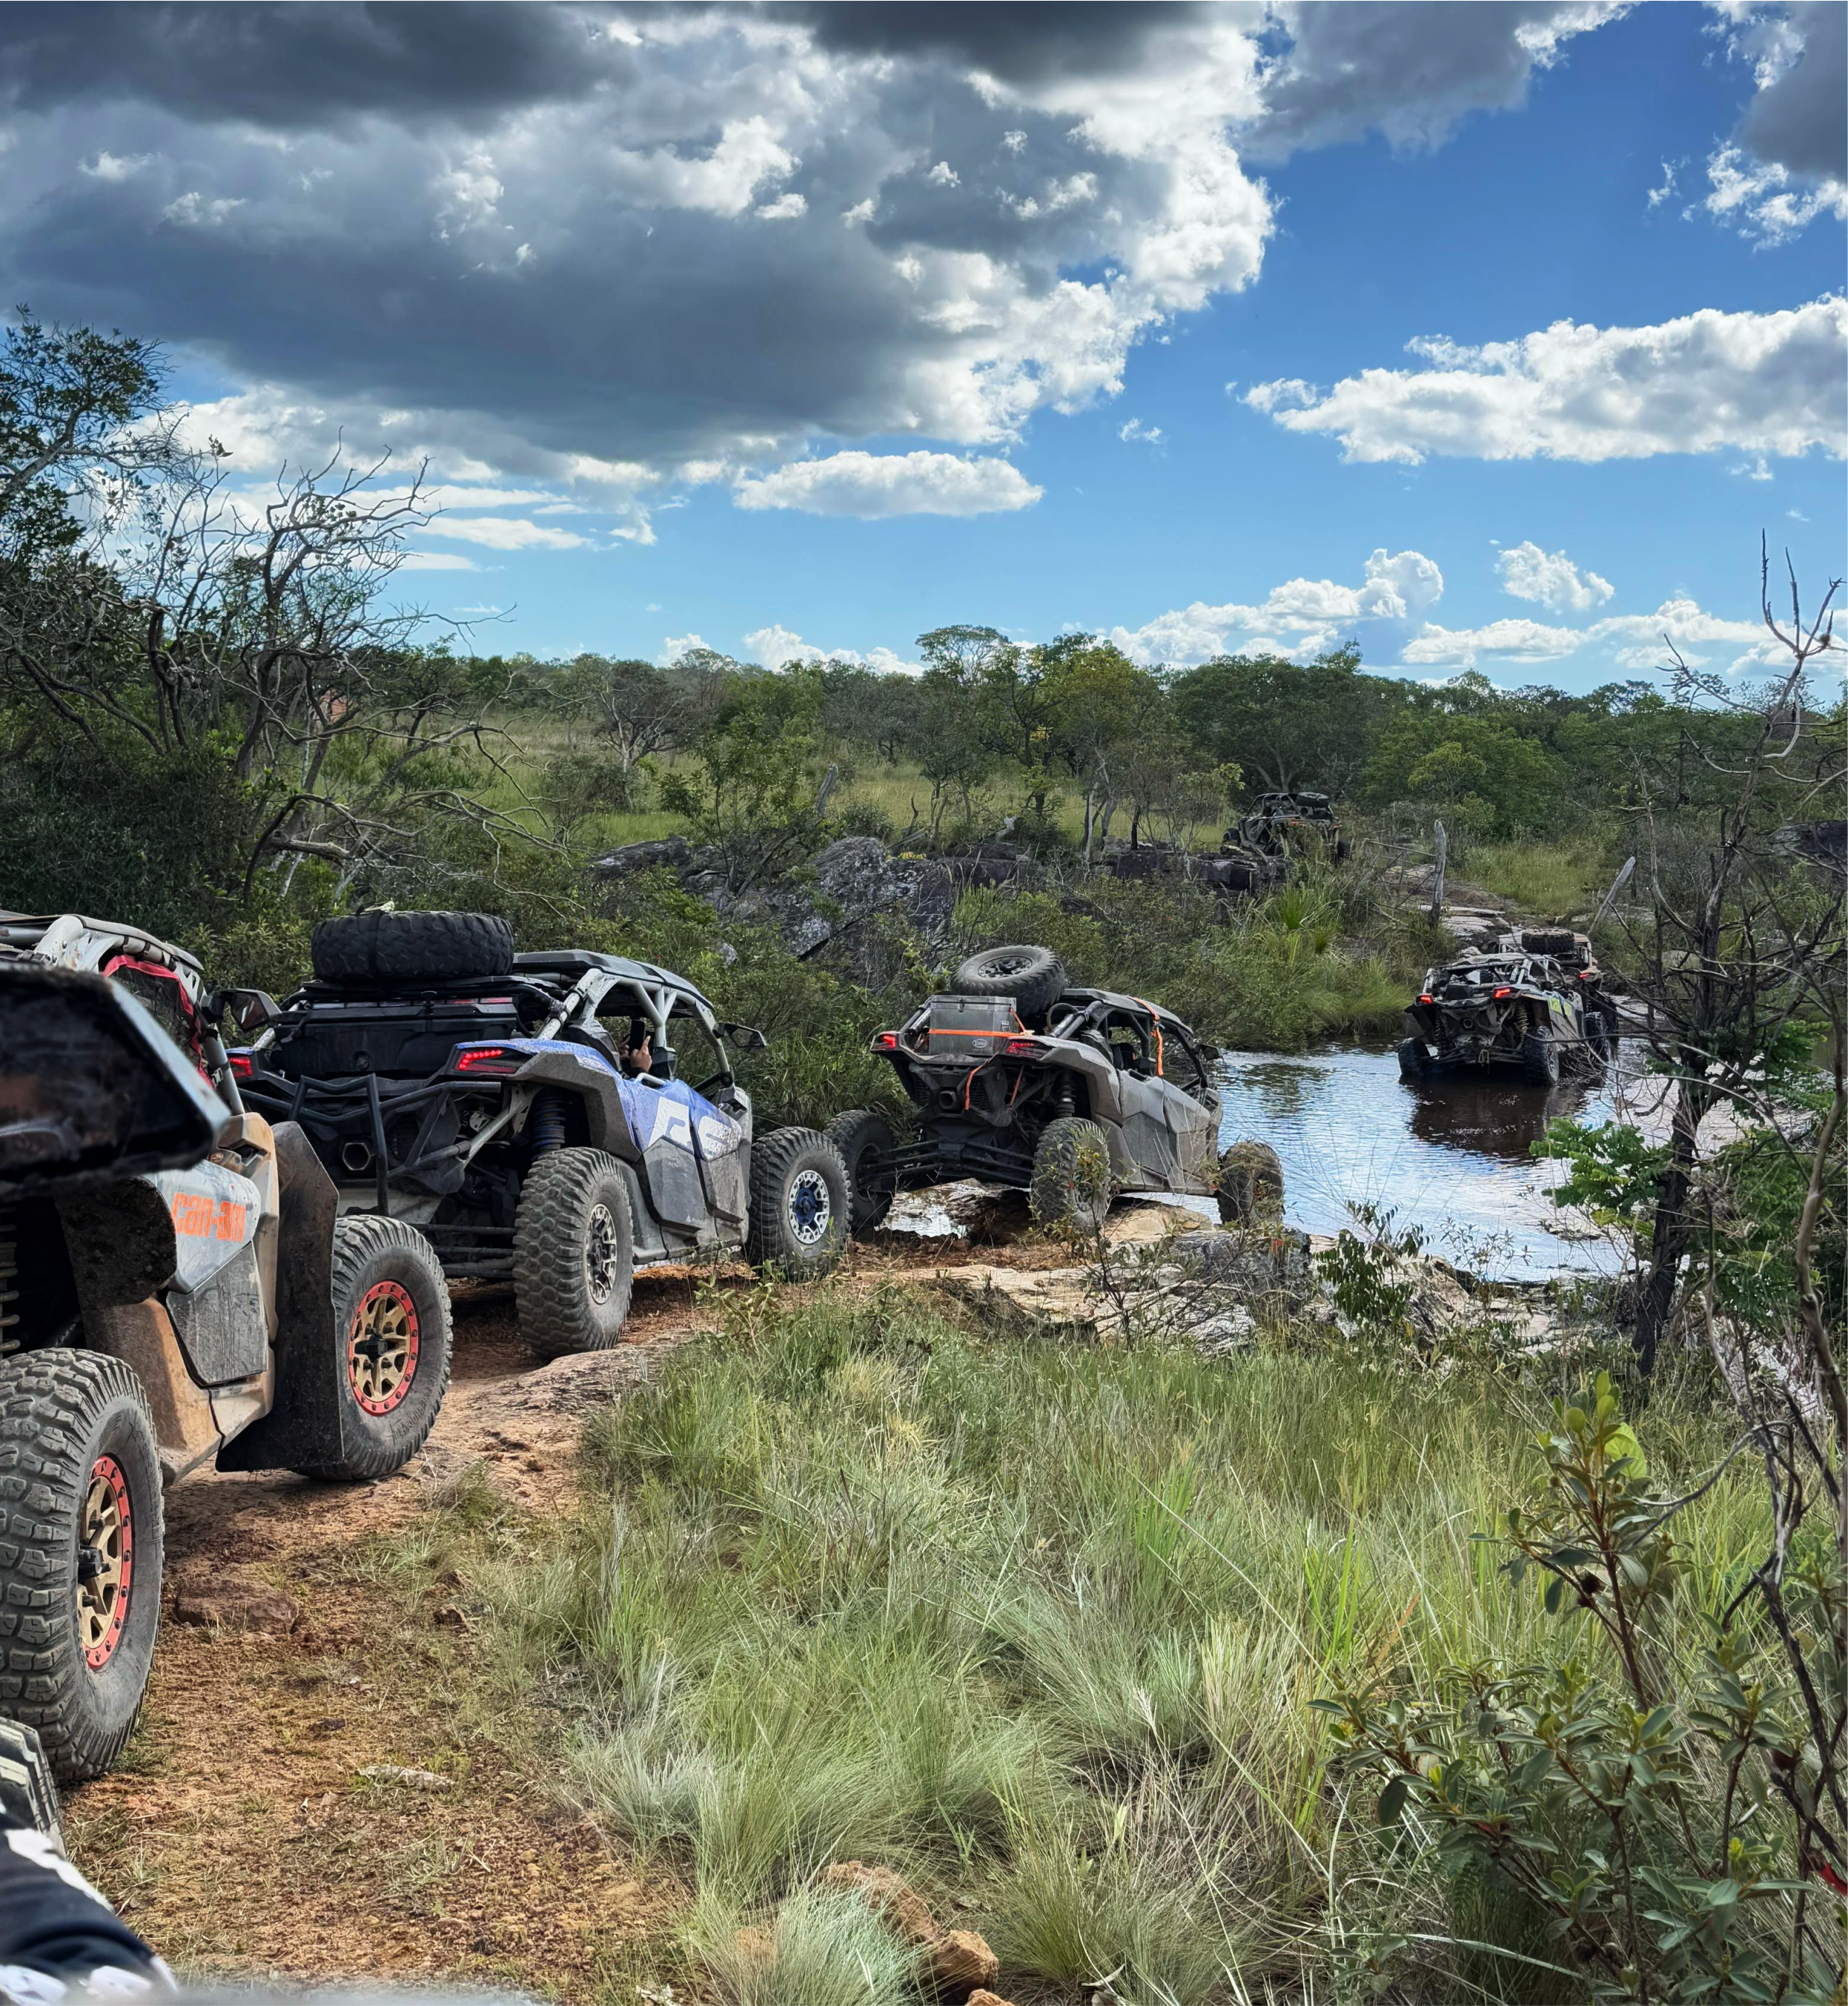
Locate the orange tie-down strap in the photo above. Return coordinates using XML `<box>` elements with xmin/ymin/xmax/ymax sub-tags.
<box><xmin>1133</xmin><ymin>999</ymin><xmax>1165</xmax><ymax>1076</ymax></box>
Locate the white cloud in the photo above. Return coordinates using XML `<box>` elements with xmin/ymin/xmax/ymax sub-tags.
<box><xmin>161</xmin><ymin>190</ymin><xmax>245</xmax><ymax>227</ymax></box>
<box><xmin>925</xmin><ymin>161</ymin><xmax>959</xmax><ymax>188</ymax></box>
<box><xmin>1111</xmin><ymin>547</ymin><xmax>1445</xmax><ymax>664</ymax></box>
<box><xmin>1699</xmin><ymin>142</ymin><xmax>1848</xmax><ymax>246</ymax></box>
<box><xmin>399</xmin><ymin>551</ymin><xmax>482</xmax><ymax>572</ymax></box>
<box><xmin>840</xmin><ymin>197</ymin><xmax>877</xmax><ymax>226</ymax></box>
<box><xmin>81</xmin><ymin>151</ymin><xmax>152</xmax><ymax>182</ymax></box>
<box><xmin>756</xmin><ymin>190</ymin><xmax>808</xmax><ymax>220</ymax></box>
<box><xmin>732</xmin><ymin>450</ymin><xmax>1042</xmax><ymax>518</ymax></box>
<box><xmin>660</xmin><ymin>633</ymin><xmax>707</xmax><ymax>663</ymax></box>
<box><xmin>423</xmin><ymin>515</ymin><xmax>594</xmax><ymax>551</ymax></box>
<box><xmin>1496</xmin><ymin>540</ymin><xmax>1615</xmax><ymax>612</ymax></box>
<box><xmin>1646</xmin><ymin>158</ymin><xmax>1678</xmax><ymax>208</ymax></box>
<box><xmin>742</xmin><ymin>624</ymin><xmax>925</xmax><ymax>674</ymax></box>
<box><xmin>1404</xmin><ymin>598</ymin><xmax>1780</xmax><ymax>674</ymax></box>
<box><xmin>1247</xmin><ymin>298</ymin><xmax>1848</xmax><ymax>464</ymax></box>
<box><xmin>1118</xmin><ymin>417</ymin><xmax>1164</xmax><ymax>445</ymax></box>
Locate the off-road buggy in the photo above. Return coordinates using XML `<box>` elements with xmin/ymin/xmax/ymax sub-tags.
<box><xmin>1398</xmin><ymin>927</ymin><xmax>1617</xmax><ymax>1086</ymax></box>
<box><xmin>0</xmin><ymin>916</ymin><xmax>453</xmax><ymax>1783</ymax></box>
<box><xmin>231</xmin><ymin>909</ymin><xmax>850</xmax><ymax>1356</ymax></box>
<box><xmin>1226</xmin><ymin>791</ymin><xmax>1347</xmax><ymax>863</ymax></box>
<box><xmin>831</xmin><ymin>944</ymin><xmax>1275</xmax><ymax>1237</ymax></box>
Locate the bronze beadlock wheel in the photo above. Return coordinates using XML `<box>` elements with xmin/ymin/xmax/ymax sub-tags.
<box><xmin>345</xmin><ymin>1278</ymin><xmax>420</xmax><ymax>1417</ymax></box>
<box><xmin>78</xmin><ymin>1453</ymin><xmax>134</xmax><ymax>1671</ymax></box>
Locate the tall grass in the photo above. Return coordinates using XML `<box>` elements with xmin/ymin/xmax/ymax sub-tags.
<box><xmin>447</xmin><ymin>1290</ymin><xmax>1758</xmax><ymax>2003</ymax></box>
<box><xmin>1466</xmin><ymin>838</ymin><xmax>1614</xmax><ymax>921</ymax></box>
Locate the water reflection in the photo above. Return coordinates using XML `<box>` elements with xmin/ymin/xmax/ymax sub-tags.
<box><xmin>1214</xmin><ymin>1045</ymin><xmax>1642</xmax><ymax>1281</ymax></box>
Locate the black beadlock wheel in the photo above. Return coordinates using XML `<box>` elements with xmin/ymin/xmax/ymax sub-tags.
<box><xmin>1030</xmin><ymin>1117</ymin><xmax>1113</xmax><ymax>1235</ymax></box>
<box><xmin>311</xmin><ymin>910</ymin><xmax>514</xmax><ymax>987</ymax></box>
<box><xmin>298</xmin><ymin>1214</ymin><xmax>453</xmax><ymax>1481</ymax></box>
<box><xmin>951</xmin><ymin>944</ymin><xmax>1068</xmax><ymax>1020</ymax></box>
<box><xmin>513</xmin><ymin>1148</ymin><xmax>636</xmax><ymax>1358</ymax></box>
<box><xmin>748</xmin><ymin>1128</ymin><xmax>850</xmax><ymax>1278</ymax></box>
<box><xmin>0</xmin><ymin>1350</ymin><xmax>164</xmax><ymax>1784</ymax></box>
<box><xmin>1396</xmin><ymin>1036</ymin><xmax>1431</xmax><ymax>1081</ymax></box>
<box><xmin>824</xmin><ymin>1110</ymin><xmax>897</xmax><ymax>1235</ymax></box>
<box><xmin>1522</xmin><ymin>1028</ymin><xmax>1561</xmax><ymax>1087</ymax></box>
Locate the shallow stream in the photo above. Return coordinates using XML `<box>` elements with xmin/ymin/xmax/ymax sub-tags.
<box><xmin>1212</xmin><ymin>1044</ymin><xmax>1659</xmax><ymax>1282</ymax></box>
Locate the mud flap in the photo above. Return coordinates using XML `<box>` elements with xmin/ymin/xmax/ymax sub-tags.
<box><xmin>214</xmin><ymin>1122</ymin><xmax>359</xmax><ymax>1474</ymax></box>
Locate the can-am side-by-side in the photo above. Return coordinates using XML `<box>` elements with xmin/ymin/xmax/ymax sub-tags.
<box><xmin>0</xmin><ymin>913</ymin><xmax>454</xmax><ymax>1782</ymax></box>
<box><xmin>1398</xmin><ymin>928</ymin><xmax>1617</xmax><ymax>1086</ymax></box>
<box><xmin>825</xmin><ymin>943</ymin><xmax>1280</xmax><ymax>1237</ymax></box>
<box><xmin>231</xmin><ymin>909</ymin><xmax>851</xmax><ymax>1356</ymax></box>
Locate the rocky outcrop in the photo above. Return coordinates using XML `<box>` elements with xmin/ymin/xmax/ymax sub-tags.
<box><xmin>816</xmin><ymin>1861</ymin><xmax>999</xmax><ymax>1999</ymax></box>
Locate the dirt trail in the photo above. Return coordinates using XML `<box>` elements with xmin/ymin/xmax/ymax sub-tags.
<box><xmin>62</xmin><ymin>1273</ymin><xmax>716</xmax><ymax>1994</ymax></box>
<box><xmin>62</xmin><ymin>1215</ymin><xmax>1187</xmax><ymax>1991</ymax></box>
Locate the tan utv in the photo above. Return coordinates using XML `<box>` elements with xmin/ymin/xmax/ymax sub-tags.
<box><xmin>0</xmin><ymin>915</ymin><xmax>452</xmax><ymax>1782</ymax></box>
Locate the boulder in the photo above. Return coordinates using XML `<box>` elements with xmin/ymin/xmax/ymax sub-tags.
<box><xmin>1172</xmin><ymin>1226</ymin><xmax>1313</xmax><ymax>1311</ymax></box>
<box><xmin>591</xmin><ymin>836</ymin><xmax>692</xmax><ymax>878</ymax></box>
<box><xmin>927</xmin><ymin>1930</ymin><xmax>1000</xmax><ymax>1998</ymax></box>
<box><xmin>817</xmin><ymin>1860</ymin><xmax>937</xmax><ymax>1943</ymax></box>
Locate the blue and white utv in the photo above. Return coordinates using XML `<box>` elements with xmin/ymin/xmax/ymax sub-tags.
<box><xmin>231</xmin><ymin>909</ymin><xmax>850</xmax><ymax>1356</ymax></box>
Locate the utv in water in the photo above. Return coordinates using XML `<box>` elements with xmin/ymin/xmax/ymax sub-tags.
<box><xmin>827</xmin><ymin>944</ymin><xmax>1280</xmax><ymax>1238</ymax></box>
<box><xmin>231</xmin><ymin>909</ymin><xmax>850</xmax><ymax>1358</ymax></box>
<box><xmin>1399</xmin><ymin>928</ymin><xmax>1615</xmax><ymax>1087</ymax></box>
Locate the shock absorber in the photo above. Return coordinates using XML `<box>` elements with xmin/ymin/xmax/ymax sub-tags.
<box><xmin>0</xmin><ymin>1203</ymin><xmax>19</xmax><ymax>1356</ymax></box>
<box><xmin>529</xmin><ymin>1088</ymin><xmax>569</xmax><ymax>1155</ymax></box>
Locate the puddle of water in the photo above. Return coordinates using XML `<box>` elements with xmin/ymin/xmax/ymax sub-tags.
<box><xmin>1213</xmin><ymin>1044</ymin><xmax>1661</xmax><ymax>1281</ymax></box>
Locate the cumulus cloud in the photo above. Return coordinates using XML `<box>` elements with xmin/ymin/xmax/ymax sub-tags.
<box><xmin>742</xmin><ymin>624</ymin><xmax>923</xmax><ymax>673</ymax></box>
<box><xmin>1247</xmin><ymin>298</ymin><xmax>1848</xmax><ymax>464</ymax></box>
<box><xmin>1691</xmin><ymin>3</ymin><xmax>1847</xmax><ymax>243</ymax></box>
<box><xmin>1406</xmin><ymin>598</ymin><xmax>1780</xmax><ymax>674</ymax></box>
<box><xmin>1118</xmin><ymin>417</ymin><xmax>1164</xmax><ymax>445</ymax></box>
<box><xmin>732</xmin><ymin>450</ymin><xmax>1042</xmax><ymax>518</ymax></box>
<box><xmin>1237</xmin><ymin>0</ymin><xmax>1625</xmax><ymax>160</ymax></box>
<box><xmin>1496</xmin><ymin>540</ymin><xmax>1615</xmax><ymax>612</ymax></box>
<box><xmin>0</xmin><ymin>0</ymin><xmax>1649</xmax><ymax>510</ymax></box>
<box><xmin>1700</xmin><ymin>142</ymin><xmax>1848</xmax><ymax>245</ymax></box>
<box><xmin>1111</xmin><ymin>547</ymin><xmax>1445</xmax><ymax>665</ymax></box>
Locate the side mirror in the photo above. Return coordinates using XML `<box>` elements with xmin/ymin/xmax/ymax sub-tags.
<box><xmin>213</xmin><ymin>987</ymin><xmax>281</xmax><ymax>1034</ymax></box>
<box><xmin>718</xmin><ymin>1022</ymin><xmax>769</xmax><ymax>1053</ymax></box>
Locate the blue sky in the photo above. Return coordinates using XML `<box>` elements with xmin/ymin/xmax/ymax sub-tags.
<box><xmin>4</xmin><ymin>1</ymin><xmax>1843</xmax><ymax>689</ymax></box>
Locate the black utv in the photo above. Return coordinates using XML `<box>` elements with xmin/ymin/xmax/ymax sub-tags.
<box><xmin>1399</xmin><ymin>928</ymin><xmax>1617</xmax><ymax>1087</ymax></box>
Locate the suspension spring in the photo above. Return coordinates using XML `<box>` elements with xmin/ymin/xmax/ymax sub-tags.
<box><xmin>529</xmin><ymin>1089</ymin><xmax>569</xmax><ymax>1155</ymax></box>
<box><xmin>0</xmin><ymin>1204</ymin><xmax>19</xmax><ymax>1356</ymax></box>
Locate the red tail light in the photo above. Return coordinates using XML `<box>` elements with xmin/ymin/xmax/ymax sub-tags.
<box><xmin>1417</xmin><ymin>993</ymin><xmax>1434</xmax><ymax>1006</ymax></box>
<box><xmin>454</xmin><ymin>1044</ymin><xmax>523</xmax><ymax>1074</ymax></box>
<box><xmin>1493</xmin><ymin>986</ymin><xmax>1513</xmax><ymax>1000</ymax></box>
<box><xmin>1577</xmin><ymin>969</ymin><xmax>1593</xmax><ymax>980</ymax></box>
<box><xmin>875</xmin><ymin>1031</ymin><xmax>898</xmax><ymax>1049</ymax></box>
<box><xmin>227</xmin><ymin>1050</ymin><xmax>254</xmax><ymax>1078</ymax></box>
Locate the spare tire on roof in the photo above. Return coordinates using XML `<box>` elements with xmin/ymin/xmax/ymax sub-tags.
<box><xmin>311</xmin><ymin>910</ymin><xmax>514</xmax><ymax>987</ymax></box>
<box><xmin>951</xmin><ymin>943</ymin><xmax>1067</xmax><ymax>1020</ymax></box>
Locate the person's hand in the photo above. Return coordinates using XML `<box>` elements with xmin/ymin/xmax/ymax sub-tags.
<box><xmin>629</xmin><ymin>1034</ymin><xmax>652</xmax><ymax>1074</ymax></box>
